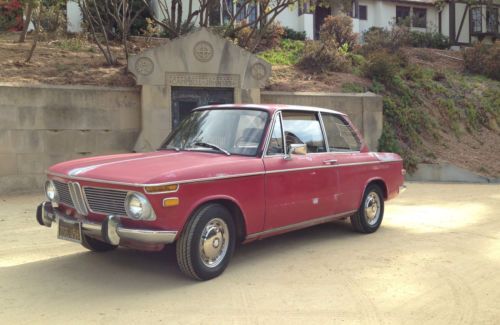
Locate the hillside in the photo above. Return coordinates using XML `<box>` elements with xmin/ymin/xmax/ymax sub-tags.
<box><xmin>261</xmin><ymin>43</ymin><xmax>500</xmax><ymax>178</ymax></box>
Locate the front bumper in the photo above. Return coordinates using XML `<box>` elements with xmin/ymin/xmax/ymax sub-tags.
<box><xmin>36</xmin><ymin>201</ymin><xmax>177</xmax><ymax>246</ymax></box>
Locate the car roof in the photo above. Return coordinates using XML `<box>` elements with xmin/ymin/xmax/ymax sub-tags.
<box><xmin>194</xmin><ymin>104</ymin><xmax>347</xmax><ymax>116</ymax></box>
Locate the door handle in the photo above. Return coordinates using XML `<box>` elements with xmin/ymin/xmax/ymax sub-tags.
<box><xmin>323</xmin><ymin>159</ymin><xmax>338</xmax><ymax>165</ymax></box>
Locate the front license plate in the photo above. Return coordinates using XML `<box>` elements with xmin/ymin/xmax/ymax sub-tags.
<box><xmin>58</xmin><ymin>218</ymin><xmax>82</xmax><ymax>243</ymax></box>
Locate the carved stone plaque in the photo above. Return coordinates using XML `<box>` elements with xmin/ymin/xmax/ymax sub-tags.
<box><xmin>135</xmin><ymin>57</ymin><xmax>154</xmax><ymax>76</ymax></box>
<box><xmin>193</xmin><ymin>41</ymin><xmax>214</xmax><ymax>62</ymax></box>
<box><xmin>251</xmin><ymin>62</ymin><xmax>267</xmax><ymax>80</ymax></box>
<box><xmin>166</xmin><ymin>73</ymin><xmax>240</xmax><ymax>88</ymax></box>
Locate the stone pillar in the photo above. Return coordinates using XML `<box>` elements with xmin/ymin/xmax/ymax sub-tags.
<box><xmin>134</xmin><ymin>85</ymin><xmax>171</xmax><ymax>152</ymax></box>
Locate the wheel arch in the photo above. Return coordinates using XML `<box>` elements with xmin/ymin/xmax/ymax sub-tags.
<box><xmin>182</xmin><ymin>195</ymin><xmax>248</xmax><ymax>243</ymax></box>
<box><xmin>363</xmin><ymin>178</ymin><xmax>388</xmax><ymax>201</ymax></box>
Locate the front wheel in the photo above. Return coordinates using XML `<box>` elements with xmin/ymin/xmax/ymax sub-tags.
<box><xmin>176</xmin><ymin>203</ymin><xmax>236</xmax><ymax>281</ymax></box>
<box><xmin>350</xmin><ymin>184</ymin><xmax>384</xmax><ymax>234</ymax></box>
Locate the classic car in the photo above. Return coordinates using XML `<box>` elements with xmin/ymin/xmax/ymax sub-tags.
<box><xmin>36</xmin><ymin>104</ymin><xmax>406</xmax><ymax>280</ymax></box>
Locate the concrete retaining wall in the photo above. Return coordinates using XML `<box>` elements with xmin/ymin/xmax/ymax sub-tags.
<box><xmin>0</xmin><ymin>84</ymin><xmax>141</xmax><ymax>194</ymax></box>
<box><xmin>261</xmin><ymin>91</ymin><xmax>383</xmax><ymax>151</ymax></box>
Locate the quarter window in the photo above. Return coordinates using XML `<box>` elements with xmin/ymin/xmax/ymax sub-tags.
<box><xmin>322</xmin><ymin>114</ymin><xmax>361</xmax><ymax>151</ymax></box>
<box><xmin>282</xmin><ymin>111</ymin><xmax>326</xmax><ymax>153</ymax></box>
<box><xmin>266</xmin><ymin>114</ymin><xmax>285</xmax><ymax>155</ymax></box>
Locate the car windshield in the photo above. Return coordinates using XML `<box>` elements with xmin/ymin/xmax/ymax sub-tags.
<box><xmin>161</xmin><ymin>109</ymin><xmax>269</xmax><ymax>156</ymax></box>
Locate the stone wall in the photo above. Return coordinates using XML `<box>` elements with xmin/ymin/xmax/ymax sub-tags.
<box><xmin>0</xmin><ymin>84</ymin><xmax>141</xmax><ymax>194</ymax></box>
<box><xmin>261</xmin><ymin>91</ymin><xmax>383</xmax><ymax>151</ymax></box>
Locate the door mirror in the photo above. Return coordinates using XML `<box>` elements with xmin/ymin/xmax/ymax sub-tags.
<box><xmin>284</xmin><ymin>143</ymin><xmax>307</xmax><ymax>160</ymax></box>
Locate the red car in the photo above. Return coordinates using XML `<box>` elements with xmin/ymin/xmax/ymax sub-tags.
<box><xmin>37</xmin><ymin>104</ymin><xmax>406</xmax><ymax>280</ymax></box>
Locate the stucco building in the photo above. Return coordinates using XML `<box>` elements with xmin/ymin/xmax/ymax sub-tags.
<box><xmin>67</xmin><ymin>0</ymin><xmax>499</xmax><ymax>44</ymax></box>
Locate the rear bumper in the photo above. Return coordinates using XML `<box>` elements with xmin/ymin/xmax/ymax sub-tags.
<box><xmin>36</xmin><ymin>201</ymin><xmax>177</xmax><ymax>246</ymax></box>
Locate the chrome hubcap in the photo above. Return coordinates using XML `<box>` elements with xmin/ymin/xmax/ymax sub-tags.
<box><xmin>364</xmin><ymin>192</ymin><xmax>381</xmax><ymax>226</ymax></box>
<box><xmin>199</xmin><ymin>218</ymin><xmax>229</xmax><ymax>268</ymax></box>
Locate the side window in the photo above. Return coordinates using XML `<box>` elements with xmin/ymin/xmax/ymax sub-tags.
<box><xmin>266</xmin><ymin>114</ymin><xmax>284</xmax><ymax>155</ymax></box>
<box><xmin>322</xmin><ymin>114</ymin><xmax>361</xmax><ymax>151</ymax></box>
<box><xmin>282</xmin><ymin>111</ymin><xmax>326</xmax><ymax>153</ymax></box>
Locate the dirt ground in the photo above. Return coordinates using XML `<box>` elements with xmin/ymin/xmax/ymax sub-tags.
<box><xmin>1</xmin><ymin>183</ymin><xmax>499</xmax><ymax>324</ymax></box>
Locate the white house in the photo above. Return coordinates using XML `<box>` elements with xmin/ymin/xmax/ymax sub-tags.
<box><xmin>67</xmin><ymin>0</ymin><xmax>499</xmax><ymax>45</ymax></box>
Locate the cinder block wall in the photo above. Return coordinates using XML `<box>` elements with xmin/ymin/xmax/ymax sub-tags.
<box><xmin>0</xmin><ymin>84</ymin><xmax>141</xmax><ymax>194</ymax></box>
<box><xmin>261</xmin><ymin>91</ymin><xmax>383</xmax><ymax>151</ymax></box>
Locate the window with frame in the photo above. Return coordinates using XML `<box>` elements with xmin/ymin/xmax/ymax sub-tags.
<box><xmin>266</xmin><ymin>114</ymin><xmax>285</xmax><ymax>155</ymax></box>
<box><xmin>396</xmin><ymin>6</ymin><xmax>411</xmax><ymax>26</ymax></box>
<box><xmin>471</xmin><ymin>7</ymin><xmax>482</xmax><ymax>33</ymax></box>
<box><xmin>359</xmin><ymin>5</ymin><xmax>367</xmax><ymax>20</ymax></box>
<box><xmin>321</xmin><ymin>114</ymin><xmax>361</xmax><ymax>151</ymax></box>
<box><xmin>412</xmin><ymin>7</ymin><xmax>427</xmax><ymax>28</ymax></box>
<box><xmin>486</xmin><ymin>7</ymin><xmax>498</xmax><ymax>33</ymax></box>
<box><xmin>282</xmin><ymin>111</ymin><xmax>327</xmax><ymax>153</ymax></box>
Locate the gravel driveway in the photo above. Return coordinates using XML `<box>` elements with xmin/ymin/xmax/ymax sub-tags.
<box><xmin>1</xmin><ymin>183</ymin><xmax>499</xmax><ymax>324</ymax></box>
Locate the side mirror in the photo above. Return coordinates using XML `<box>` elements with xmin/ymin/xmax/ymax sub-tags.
<box><xmin>284</xmin><ymin>143</ymin><xmax>307</xmax><ymax>160</ymax></box>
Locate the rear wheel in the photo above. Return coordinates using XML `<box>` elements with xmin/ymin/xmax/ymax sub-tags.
<box><xmin>81</xmin><ymin>234</ymin><xmax>117</xmax><ymax>252</ymax></box>
<box><xmin>176</xmin><ymin>203</ymin><xmax>236</xmax><ymax>280</ymax></box>
<box><xmin>350</xmin><ymin>184</ymin><xmax>384</xmax><ymax>233</ymax></box>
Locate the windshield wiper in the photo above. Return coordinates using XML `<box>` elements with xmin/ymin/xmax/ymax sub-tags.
<box><xmin>192</xmin><ymin>142</ymin><xmax>231</xmax><ymax>156</ymax></box>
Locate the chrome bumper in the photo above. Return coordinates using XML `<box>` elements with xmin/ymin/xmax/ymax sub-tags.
<box><xmin>37</xmin><ymin>202</ymin><xmax>177</xmax><ymax>246</ymax></box>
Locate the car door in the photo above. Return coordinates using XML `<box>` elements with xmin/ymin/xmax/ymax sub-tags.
<box><xmin>263</xmin><ymin>110</ymin><xmax>338</xmax><ymax>231</ymax></box>
<box><xmin>321</xmin><ymin>113</ymin><xmax>371</xmax><ymax>214</ymax></box>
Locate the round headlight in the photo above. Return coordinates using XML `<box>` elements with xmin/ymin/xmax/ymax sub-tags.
<box><xmin>45</xmin><ymin>180</ymin><xmax>58</xmax><ymax>202</ymax></box>
<box><xmin>125</xmin><ymin>192</ymin><xmax>155</xmax><ymax>220</ymax></box>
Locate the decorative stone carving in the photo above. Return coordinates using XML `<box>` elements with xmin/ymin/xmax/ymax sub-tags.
<box><xmin>193</xmin><ymin>41</ymin><xmax>214</xmax><ymax>62</ymax></box>
<box><xmin>166</xmin><ymin>73</ymin><xmax>240</xmax><ymax>88</ymax></box>
<box><xmin>135</xmin><ymin>57</ymin><xmax>154</xmax><ymax>76</ymax></box>
<box><xmin>251</xmin><ymin>62</ymin><xmax>267</xmax><ymax>80</ymax></box>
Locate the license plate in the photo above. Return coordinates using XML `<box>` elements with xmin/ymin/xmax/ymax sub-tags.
<box><xmin>58</xmin><ymin>218</ymin><xmax>82</xmax><ymax>243</ymax></box>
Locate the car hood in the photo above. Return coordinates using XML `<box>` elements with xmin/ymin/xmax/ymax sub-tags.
<box><xmin>48</xmin><ymin>151</ymin><xmax>264</xmax><ymax>185</ymax></box>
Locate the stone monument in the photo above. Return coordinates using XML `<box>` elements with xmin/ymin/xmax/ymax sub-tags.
<box><xmin>128</xmin><ymin>28</ymin><xmax>271</xmax><ymax>152</ymax></box>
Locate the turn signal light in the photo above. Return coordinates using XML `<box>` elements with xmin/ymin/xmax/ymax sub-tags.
<box><xmin>144</xmin><ymin>184</ymin><xmax>179</xmax><ymax>194</ymax></box>
<box><xmin>163</xmin><ymin>197</ymin><xmax>180</xmax><ymax>207</ymax></box>
<box><xmin>401</xmin><ymin>169</ymin><xmax>407</xmax><ymax>176</ymax></box>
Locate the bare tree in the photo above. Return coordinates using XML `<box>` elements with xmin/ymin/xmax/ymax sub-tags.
<box><xmin>141</xmin><ymin>0</ymin><xmax>300</xmax><ymax>50</ymax></box>
<box><xmin>101</xmin><ymin>0</ymin><xmax>147</xmax><ymax>60</ymax></box>
<box><xmin>80</xmin><ymin>0</ymin><xmax>117</xmax><ymax>65</ymax></box>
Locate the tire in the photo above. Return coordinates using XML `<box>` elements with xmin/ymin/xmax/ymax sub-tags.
<box><xmin>176</xmin><ymin>203</ymin><xmax>236</xmax><ymax>281</ymax></box>
<box><xmin>81</xmin><ymin>234</ymin><xmax>118</xmax><ymax>252</ymax></box>
<box><xmin>350</xmin><ymin>184</ymin><xmax>384</xmax><ymax>234</ymax></box>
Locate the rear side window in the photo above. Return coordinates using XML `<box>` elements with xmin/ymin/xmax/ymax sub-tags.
<box><xmin>322</xmin><ymin>113</ymin><xmax>361</xmax><ymax>151</ymax></box>
<box><xmin>282</xmin><ymin>111</ymin><xmax>326</xmax><ymax>153</ymax></box>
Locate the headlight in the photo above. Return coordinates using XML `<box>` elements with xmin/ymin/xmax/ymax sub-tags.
<box><xmin>45</xmin><ymin>180</ymin><xmax>58</xmax><ymax>202</ymax></box>
<box><xmin>125</xmin><ymin>192</ymin><xmax>155</xmax><ymax>220</ymax></box>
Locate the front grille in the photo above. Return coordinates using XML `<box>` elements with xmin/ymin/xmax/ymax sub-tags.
<box><xmin>53</xmin><ymin>180</ymin><xmax>73</xmax><ymax>207</ymax></box>
<box><xmin>84</xmin><ymin>187</ymin><xmax>128</xmax><ymax>216</ymax></box>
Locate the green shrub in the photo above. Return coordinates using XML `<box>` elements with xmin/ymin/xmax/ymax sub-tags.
<box><xmin>235</xmin><ymin>22</ymin><xmax>285</xmax><ymax>52</ymax></box>
<box><xmin>362</xmin><ymin>50</ymin><xmax>399</xmax><ymax>85</ymax></box>
<box><xmin>298</xmin><ymin>40</ymin><xmax>352</xmax><ymax>72</ymax></box>
<box><xmin>319</xmin><ymin>15</ymin><xmax>358</xmax><ymax>50</ymax></box>
<box><xmin>463</xmin><ymin>42</ymin><xmax>500</xmax><ymax>81</ymax></box>
<box><xmin>283</xmin><ymin>27</ymin><xmax>306</xmax><ymax>40</ymax></box>
<box><xmin>409</xmin><ymin>31</ymin><xmax>449</xmax><ymax>49</ymax></box>
<box><xmin>342</xmin><ymin>82</ymin><xmax>366</xmax><ymax>93</ymax></box>
<box><xmin>362</xmin><ymin>25</ymin><xmax>410</xmax><ymax>54</ymax></box>
<box><xmin>259</xmin><ymin>39</ymin><xmax>304</xmax><ymax>65</ymax></box>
